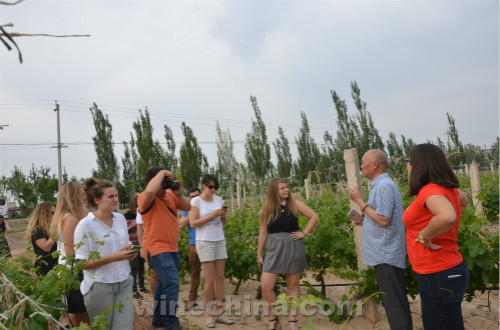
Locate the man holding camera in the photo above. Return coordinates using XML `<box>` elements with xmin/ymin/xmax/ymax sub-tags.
<box><xmin>138</xmin><ymin>166</ymin><xmax>191</xmax><ymax>330</ymax></box>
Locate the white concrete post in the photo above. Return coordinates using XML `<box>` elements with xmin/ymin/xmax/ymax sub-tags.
<box><xmin>470</xmin><ymin>163</ymin><xmax>484</xmax><ymax>216</ymax></box>
<box><xmin>237</xmin><ymin>181</ymin><xmax>243</xmax><ymax>213</ymax></box>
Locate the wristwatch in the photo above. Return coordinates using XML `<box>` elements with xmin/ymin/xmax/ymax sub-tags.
<box><xmin>417</xmin><ymin>232</ymin><xmax>428</xmax><ymax>244</ymax></box>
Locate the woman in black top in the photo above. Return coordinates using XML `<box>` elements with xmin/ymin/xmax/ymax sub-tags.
<box><xmin>257</xmin><ymin>178</ymin><xmax>318</xmax><ymax>330</ymax></box>
<box><xmin>25</xmin><ymin>202</ymin><xmax>57</xmax><ymax>275</ymax></box>
<box><xmin>0</xmin><ymin>214</ymin><xmax>11</xmax><ymax>258</ymax></box>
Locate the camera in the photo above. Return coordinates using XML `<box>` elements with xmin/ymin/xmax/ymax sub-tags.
<box><xmin>162</xmin><ymin>177</ymin><xmax>180</xmax><ymax>190</ymax></box>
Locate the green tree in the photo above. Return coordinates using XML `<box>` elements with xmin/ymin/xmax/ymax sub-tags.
<box><xmin>330</xmin><ymin>89</ymin><xmax>357</xmax><ymax>165</ymax></box>
<box><xmin>6</xmin><ymin>166</ymin><xmax>37</xmax><ymax>215</ymax></box>
<box><xmin>350</xmin><ymin>81</ymin><xmax>384</xmax><ymax>154</ymax></box>
<box><xmin>32</xmin><ymin>166</ymin><xmax>58</xmax><ymax>202</ymax></box>
<box><xmin>488</xmin><ymin>137</ymin><xmax>499</xmax><ymax>167</ymax></box>
<box><xmin>90</xmin><ymin>103</ymin><xmax>120</xmax><ymax>183</ymax></box>
<box><xmin>122</xmin><ymin>133</ymin><xmax>141</xmax><ymax>200</ymax></box>
<box><xmin>386</xmin><ymin>133</ymin><xmax>415</xmax><ymax>175</ymax></box>
<box><xmin>244</xmin><ymin>96</ymin><xmax>271</xmax><ymax>193</ymax></box>
<box><xmin>294</xmin><ymin>112</ymin><xmax>321</xmax><ymax>181</ymax></box>
<box><xmin>273</xmin><ymin>126</ymin><xmax>293</xmax><ymax>179</ymax></box>
<box><xmin>445</xmin><ymin>112</ymin><xmax>466</xmax><ymax>167</ymax></box>
<box><xmin>216</xmin><ymin>122</ymin><xmax>237</xmax><ymax>198</ymax></box>
<box><xmin>319</xmin><ymin>130</ymin><xmax>340</xmax><ymax>183</ymax></box>
<box><xmin>179</xmin><ymin>122</ymin><xmax>207</xmax><ymax>190</ymax></box>
<box><xmin>132</xmin><ymin>108</ymin><xmax>170</xmax><ymax>180</ymax></box>
<box><xmin>164</xmin><ymin>124</ymin><xmax>178</xmax><ymax>171</ymax></box>
<box><xmin>330</xmin><ymin>81</ymin><xmax>384</xmax><ymax>163</ymax></box>
<box><xmin>122</xmin><ymin>134</ymin><xmax>140</xmax><ymax>183</ymax></box>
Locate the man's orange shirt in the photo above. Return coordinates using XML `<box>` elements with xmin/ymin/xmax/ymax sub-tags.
<box><xmin>138</xmin><ymin>190</ymin><xmax>180</xmax><ymax>260</ymax></box>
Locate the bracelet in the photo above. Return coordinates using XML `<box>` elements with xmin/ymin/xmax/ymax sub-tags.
<box><xmin>257</xmin><ymin>255</ymin><xmax>263</xmax><ymax>258</ymax></box>
<box><xmin>361</xmin><ymin>204</ymin><xmax>369</xmax><ymax>212</ymax></box>
<box><xmin>302</xmin><ymin>231</ymin><xmax>307</xmax><ymax>237</ymax></box>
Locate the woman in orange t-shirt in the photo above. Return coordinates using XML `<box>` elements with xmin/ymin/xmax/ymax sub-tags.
<box><xmin>403</xmin><ymin>143</ymin><xmax>469</xmax><ymax>330</ymax></box>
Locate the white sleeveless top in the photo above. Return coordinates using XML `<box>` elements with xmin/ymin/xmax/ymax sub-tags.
<box><xmin>57</xmin><ymin>212</ymin><xmax>75</xmax><ymax>266</ymax></box>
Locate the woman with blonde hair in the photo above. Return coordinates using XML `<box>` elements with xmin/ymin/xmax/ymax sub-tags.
<box><xmin>25</xmin><ymin>201</ymin><xmax>57</xmax><ymax>276</ymax></box>
<box><xmin>49</xmin><ymin>181</ymin><xmax>90</xmax><ymax>327</ymax></box>
<box><xmin>257</xmin><ymin>178</ymin><xmax>318</xmax><ymax>330</ymax></box>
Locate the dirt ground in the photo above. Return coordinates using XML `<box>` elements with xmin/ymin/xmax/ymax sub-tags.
<box><xmin>5</xmin><ymin>219</ymin><xmax>499</xmax><ymax>330</ymax></box>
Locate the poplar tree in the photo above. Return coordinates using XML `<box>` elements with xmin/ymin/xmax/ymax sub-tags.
<box><xmin>294</xmin><ymin>112</ymin><xmax>321</xmax><ymax>181</ymax></box>
<box><xmin>244</xmin><ymin>96</ymin><xmax>271</xmax><ymax>192</ymax></box>
<box><xmin>179</xmin><ymin>122</ymin><xmax>207</xmax><ymax>190</ymax></box>
<box><xmin>350</xmin><ymin>81</ymin><xmax>384</xmax><ymax>155</ymax></box>
<box><xmin>273</xmin><ymin>126</ymin><xmax>292</xmax><ymax>179</ymax></box>
<box><xmin>445</xmin><ymin>112</ymin><xmax>466</xmax><ymax>167</ymax></box>
<box><xmin>216</xmin><ymin>122</ymin><xmax>236</xmax><ymax>187</ymax></box>
<box><xmin>330</xmin><ymin>81</ymin><xmax>384</xmax><ymax>161</ymax></box>
<box><xmin>386</xmin><ymin>132</ymin><xmax>415</xmax><ymax>175</ymax></box>
<box><xmin>216</xmin><ymin>121</ymin><xmax>237</xmax><ymax>203</ymax></box>
<box><xmin>90</xmin><ymin>103</ymin><xmax>120</xmax><ymax>183</ymax></box>
<box><xmin>132</xmin><ymin>108</ymin><xmax>170</xmax><ymax>180</ymax></box>
<box><xmin>164</xmin><ymin>124</ymin><xmax>177</xmax><ymax>171</ymax></box>
<box><xmin>122</xmin><ymin>133</ymin><xmax>141</xmax><ymax>195</ymax></box>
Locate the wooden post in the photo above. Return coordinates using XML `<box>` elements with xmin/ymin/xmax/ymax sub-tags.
<box><xmin>237</xmin><ymin>181</ymin><xmax>243</xmax><ymax>213</ymax></box>
<box><xmin>464</xmin><ymin>164</ymin><xmax>469</xmax><ymax>176</ymax></box>
<box><xmin>490</xmin><ymin>162</ymin><xmax>495</xmax><ymax>174</ymax></box>
<box><xmin>470</xmin><ymin>163</ymin><xmax>484</xmax><ymax>216</ymax></box>
<box><xmin>304</xmin><ymin>178</ymin><xmax>311</xmax><ymax>200</ymax></box>
<box><xmin>344</xmin><ymin>148</ymin><xmax>380</xmax><ymax>323</ymax></box>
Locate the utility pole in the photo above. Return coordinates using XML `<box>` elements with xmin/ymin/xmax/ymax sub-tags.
<box><xmin>54</xmin><ymin>101</ymin><xmax>63</xmax><ymax>189</ymax></box>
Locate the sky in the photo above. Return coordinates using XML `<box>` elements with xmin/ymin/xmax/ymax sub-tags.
<box><xmin>0</xmin><ymin>0</ymin><xmax>498</xmax><ymax>182</ymax></box>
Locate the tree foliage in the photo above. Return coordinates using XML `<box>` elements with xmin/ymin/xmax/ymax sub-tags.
<box><xmin>330</xmin><ymin>81</ymin><xmax>384</xmax><ymax>165</ymax></box>
<box><xmin>132</xmin><ymin>108</ymin><xmax>170</xmax><ymax>181</ymax></box>
<box><xmin>216</xmin><ymin>122</ymin><xmax>237</xmax><ymax>195</ymax></box>
<box><xmin>294</xmin><ymin>112</ymin><xmax>321</xmax><ymax>182</ymax></box>
<box><xmin>179</xmin><ymin>122</ymin><xmax>207</xmax><ymax>190</ymax></box>
<box><xmin>90</xmin><ymin>103</ymin><xmax>120</xmax><ymax>183</ymax></box>
<box><xmin>244</xmin><ymin>96</ymin><xmax>271</xmax><ymax>192</ymax></box>
<box><xmin>273</xmin><ymin>126</ymin><xmax>293</xmax><ymax>179</ymax></box>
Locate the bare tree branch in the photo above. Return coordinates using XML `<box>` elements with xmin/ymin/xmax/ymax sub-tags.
<box><xmin>1</xmin><ymin>32</ymin><xmax>90</xmax><ymax>37</ymax></box>
<box><xmin>0</xmin><ymin>0</ymin><xmax>24</xmax><ymax>5</ymax></box>
<box><xmin>0</xmin><ymin>25</ymin><xmax>22</xmax><ymax>63</ymax></box>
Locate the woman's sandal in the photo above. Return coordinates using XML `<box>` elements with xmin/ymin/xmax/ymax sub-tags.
<box><xmin>267</xmin><ymin>317</ymin><xmax>281</xmax><ymax>330</ymax></box>
<box><xmin>289</xmin><ymin>320</ymin><xmax>299</xmax><ymax>330</ymax></box>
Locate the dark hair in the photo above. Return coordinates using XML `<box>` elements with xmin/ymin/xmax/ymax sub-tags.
<box><xmin>129</xmin><ymin>196</ymin><xmax>138</xmax><ymax>213</ymax></box>
<box><xmin>145</xmin><ymin>166</ymin><xmax>164</xmax><ymax>184</ymax></box>
<box><xmin>408</xmin><ymin>143</ymin><xmax>459</xmax><ymax>196</ymax></box>
<box><xmin>188</xmin><ymin>187</ymin><xmax>201</xmax><ymax>194</ymax></box>
<box><xmin>84</xmin><ymin>177</ymin><xmax>114</xmax><ymax>208</ymax></box>
<box><xmin>201</xmin><ymin>174</ymin><xmax>219</xmax><ymax>190</ymax></box>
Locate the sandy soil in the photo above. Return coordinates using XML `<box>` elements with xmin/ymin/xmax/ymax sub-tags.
<box><xmin>5</xmin><ymin>219</ymin><xmax>499</xmax><ymax>330</ymax></box>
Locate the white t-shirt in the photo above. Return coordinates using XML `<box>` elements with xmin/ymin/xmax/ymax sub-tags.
<box><xmin>74</xmin><ymin>212</ymin><xmax>131</xmax><ymax>295</ymax></box>
<box><xmin>135</xmin><ymin>211</ymin><xmax>143</xmax><ymax>224</ymax></box>
<box><xmin>191</xmin><ymin>195</ymin><xmax>225</xmax><ymax>242</ymax></box>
